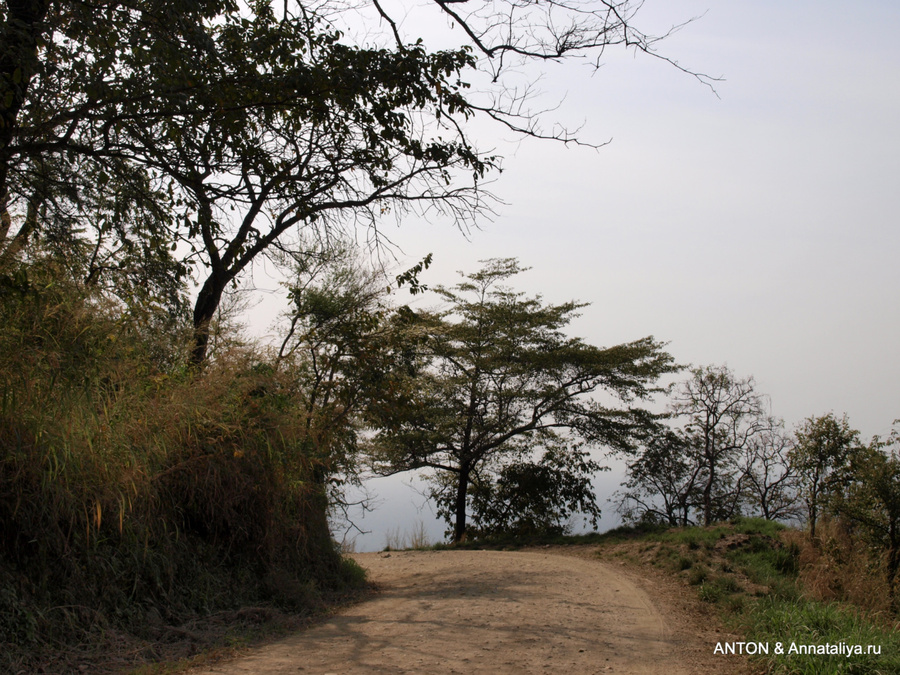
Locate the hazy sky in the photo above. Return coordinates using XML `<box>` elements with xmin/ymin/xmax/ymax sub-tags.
<box><xmin>255</xmin><ymin>1</ymin><xmax>900</xmax><ymax>548</ymax></box>
<box><xmin>382</xmin><ymin>0</ymin><xmax>900</xmax><ymax>435</ymax></box>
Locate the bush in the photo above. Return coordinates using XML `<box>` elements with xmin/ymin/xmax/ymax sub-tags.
<box><xmin>464</xmin><ymin>445</ymin><xmax>605</xmax><ymax>539</ymax></box>
<box><xmin>688</xmin><ymin>566</ymin><xmax>709</xmax><ymax>586</ymax></box>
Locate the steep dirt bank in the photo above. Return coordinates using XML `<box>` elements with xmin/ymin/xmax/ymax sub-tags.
<box><xmin>187</xmin><ymin>549</ymin><xmax>749</xmax><ymax>674</ymax></box>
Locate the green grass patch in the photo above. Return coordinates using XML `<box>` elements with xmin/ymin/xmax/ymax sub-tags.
<box><xmin>731</xmin><ymin>516</ymin><xmax>787</xmax><ymax>538</ymax></box>
<box><xmin>687</xmin><ymin>565</ymin><xmax>709</xmax><ymax>586</ymax></box>
<box><xmin>742</xmin><ymin>597</ymin><xmax>900</xmax><ymax>674</ymax></box>
<box><xmin>600</xmin><ymin>517</ymin><xmax>899</xmax><ymax>674</ymax></box>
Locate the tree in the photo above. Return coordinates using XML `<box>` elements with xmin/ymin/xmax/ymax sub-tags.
<box><xmin>1</xmin><ymin>0</ymin><xmax>710</xmax><ymax>364</ymax></box>
<box><xmin>789</xmin><ymin>412</ymin><xmax>860</xmax><ymax>539</ymax></box>
<box><xmin>369</xmin><ymin>258</ymin><xmax>677</xmax><ymax>542</ymax></box>
<box><xmin>617</xmin><ymin>426</ymin><xmax>701</xmax><ymax>527</ymax></box>
<box><xmin>464</xmin><ymin>442</ymin><xmax>606</xmax><ymax>538</ymax></box>
<box><xmin>741</xmin><ymin>418</ymin><xmax>800</xmax><ymax>522</ymax></box>
<box><xmin>0</xmin><ymin>1</ymin><xmax>193</xmax><ymax>313</ymax></box>
<box><xmin>829</xmin><ymin>423</ymin><xmax>900</xmax><ymax>599</ymax></box>
<box><xmin>274</xmin><ymin>244</ymin><xmax>428</xmax><ymax>505</ymax></box>
<box><xmin>671</xmin><ymin>365</ymin><xmax>767</xmax><ymax>526</ymax></box>
<box><xmin>620</xmin><ymin>368</ymin><xmax>800</xmax><ymax>527</ymax></box>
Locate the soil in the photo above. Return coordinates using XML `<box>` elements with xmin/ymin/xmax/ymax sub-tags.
<box><xmin>186</xmin><ymin>547</ymin><xmax>753</xmax><ymax>675</ymax></box>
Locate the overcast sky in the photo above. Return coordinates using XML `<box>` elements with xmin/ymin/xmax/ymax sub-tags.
<box><xmin>255</xmin><ymin>1</ymin><xmax>900</xmax><ymax>548</ymax></box>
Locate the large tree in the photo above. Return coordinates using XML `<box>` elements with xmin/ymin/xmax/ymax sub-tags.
<box><xmin>671</xmin><ymin>365</ymin><xmax>767</xmax><ymax>526</ymax></box>
<box><xmin>0</xmin><ymin>0</ymin><xmax>709</xmax><ymax>363</ymax></box>
<box><xmin>369</xmin><ymin>258</ymin><xmax>677</xmax><ymax>542</ymax></box>
<box><xmin>829</xmin><ymin>423</ymin><xmax>900</xmax><ymax>599</ymax></box>
<box><xmin>617</xmin><ymin>426</ymin><xmax>701</xmax><ymax>527</ymax></box>
<box><xmin>789</xmin><ymin>412</ymin><xmax>860</xmax><ymax>539</ymax></box>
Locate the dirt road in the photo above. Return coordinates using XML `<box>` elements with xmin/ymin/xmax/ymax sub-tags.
<box><xmin>189</xmin><ymin>549</ymin><xmax>738</xmax><ymax>674</ymax></box>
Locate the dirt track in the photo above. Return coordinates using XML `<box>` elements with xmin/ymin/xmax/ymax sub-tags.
<box><xmin>189</xmin><ymin>549</ymin><xmax>741</xmax><ymax>674</ymax></box>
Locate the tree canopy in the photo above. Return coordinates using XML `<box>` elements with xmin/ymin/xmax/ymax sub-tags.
<box><xmin>617</xmin><ymin>365</ymin><xmax>801</xmax><ymax>527</ymax></box>
<box><xmin>829</xmin><ymin>424</ymin><xmax>900</xmax><ymax>599</ymax></box>
<box><xmin>790</xmin><ymin>412</ymin><xmax>861</xmax><ymax>539</ymax></box>
<box><xmin>670</xmin><ymin>365</ymin><xmax>768</xmax><ymax>526</ymax></box>
<box><xmin>0</xmin><ymin>0</ymin><xmax>708</xmax><ymax>363</ymax></box>
<box><xmin>368</xmin><ymin>258</ymin><xmax>677</xmax><ymax>542</ymax></box>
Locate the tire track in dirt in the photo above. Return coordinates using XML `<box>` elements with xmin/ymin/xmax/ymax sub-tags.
<box><xmin>189</xmin><ymin>550</ymin><xmax>697</xmax><ymax>674</ymax></box>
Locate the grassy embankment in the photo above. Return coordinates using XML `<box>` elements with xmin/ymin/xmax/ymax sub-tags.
<box><xmin>0</xmin><ymin>263</ymin><xmax>367</xmax><ymax>674</ymax></box>
<box><xmin>592</xmin><ymin>518</ymin><xmax>900</xmax><ymax>674</ymax></box>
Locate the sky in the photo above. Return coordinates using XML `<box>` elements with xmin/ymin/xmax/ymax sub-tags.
<box><xmin>252</xmin><ymin>0</ymin><xmax>900</xmax><ymax>550</ymax></box>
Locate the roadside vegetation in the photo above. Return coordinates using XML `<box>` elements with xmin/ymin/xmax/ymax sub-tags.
<box><xmin>557</xmin><ymin>518</ymin><xmax>900</xmax><ymax>675</ymax></box>
<box><xmin>664</xmin><ymin>519</ymin><xmax>900</xmax><ymax>674</ymax></box>
<box><xmin>0</xmin><ymin>255</ymin><xmax>370</xmax><ymax>673</ymax></box>
<box><xmin>0</xmin><ymin>0</ymin><xmax>701</xmax><ymax>667</ymax></box>
<box><xmin>6</xmin><ymin>249</ymin><xmax>898</xmax><ymax>674</ymax></box>
<box><xmin>601</xmin><ymin>361</ymin><xmax>900</xmax><ymax>673</ymax></box>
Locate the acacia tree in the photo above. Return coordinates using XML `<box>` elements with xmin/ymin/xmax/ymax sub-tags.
<box><xmin>0</xmin><ymin>0</ymin><xmax>710</xmax><ymax>363</ymax></box>
<box><xmin>369</xmin><ymin>258</ymin><xmax>677</xmax><ymax>543</ymax></box>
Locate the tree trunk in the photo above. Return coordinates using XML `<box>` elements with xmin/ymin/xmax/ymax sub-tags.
<box><xmin>703</xmin><ymin>463</ymin><xmax>715</xmax><ymax>526</ymax></box>
<box><xmin>0</xmin><ymin>0</ymin><xmax>52</xmax><ymax>240</ymax></box>
<box><xmin>191</xmin><ymin>273</ymin><xmax>228</xmax><ymax>365</ymax></box>
<box><xmin>888</xmin><ymin>523</ymin><xmax>899</xmax><ymax>603</ymax></box>
<box><xmin>453</xmin><ymin>464</ymin><xmax>470</xmax><ymax>544</ymax></box>
<box><xmin>808</xmin><ymin>494</ymin><xmax>818</xmax><ymax>540</ymax></box>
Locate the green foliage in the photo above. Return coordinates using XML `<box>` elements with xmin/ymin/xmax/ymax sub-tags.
<box><xmin>732</xmin><ymin>516</ymin><xmax>789</xmax><ymax>538</ymax></box>
<box><xmin>657</xmin><ymin>524</ymin><xmax>729</xmax><ymax>547</ymax></box>
<box><xmin>743</xmin><ymin>598</ymin><xmax>900</xmax><ymax>674</ymax></box>
<box><xmin>370</xmin><ymin>258</ymin><xmax>677</xmax><ymax>542</ymax></box>
<box><xmin>2</xmin><ymin>0</ymin><xmax>687</xmax><ymax>364</ymax></box>
<box><xmin>828</xmin><ymin>426</ymin><xmax>900</xmax><ymax>595</ymax></box>
<box><xmin>618</xmin><ymin>426</ymin><xmax>698</xmax><ymax>527</ymax></box>
<box><xmin>602</xmin><ymin>518</ymin><xmax>900</xmax><ymax>674</ymax></box>
<box><xmin>3</xmin><ymin>0</ymin><xmax>490</xmax><ymax>363</ymax></box>
<box><xmin>467</xmin><ymin>444</ymin><xmax>607</xmax><ymax>538</ymax></box>
<box><xmin>698</xmin><ymin>575</ymin><xmax>741</xmax><ymax>604</ymax></box>
<box><xmin>790</xmin><ymin>413</ymin><xmax>861</xmax><ymax>538</ymax></box>
<box><xmin>688</xmin><ymin>566</ymin><xmax>708</xmax><ymax>586</ymax></box>
<box><xmin>635</xmin><ymin>518</ymin><xmax>798</xmax><ymax>605</ymax></box>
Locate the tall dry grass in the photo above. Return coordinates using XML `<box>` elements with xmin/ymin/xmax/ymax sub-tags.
<box><xmin>0</xmin><ymin>258</ymin><xmax>364</xmax><ymax>670</ymax></box>
<box><xmin>784</xmin><ymin>518</ymin><xmax>896</xmax><ymax>618</ymax></box>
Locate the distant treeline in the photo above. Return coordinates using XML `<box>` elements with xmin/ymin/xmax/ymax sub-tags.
<box><xmin>617</xmin><ymin>364</ymin><xmax>900</xmax><ymax>604</ymax></box>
